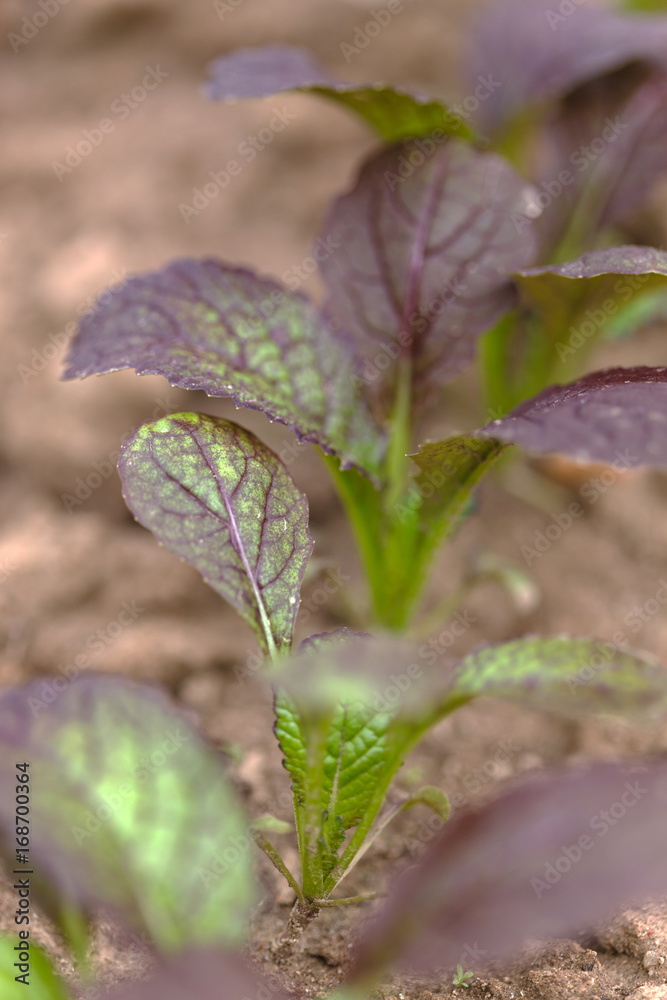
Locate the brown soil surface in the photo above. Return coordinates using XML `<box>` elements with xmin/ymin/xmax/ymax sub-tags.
<box><xmin>2</xmin><ymin>2</ymin><xmax>667</xmax><ymax>998</ymax></box>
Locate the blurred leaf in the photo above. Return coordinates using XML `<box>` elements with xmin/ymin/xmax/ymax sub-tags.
<box><xmin>206</xmin><ymin>44</ymin><xmax>473</xmax><ymax>143</ymax></box>
<box><xmin>119</xmin><ymin>413</ymin><xmax>312</xmax><ymax>655</ymax></box>
<box><xmin>604</xmin><ymin>287</ymin><xmax>667</xmax><ymax>339</ymax></box>
<box><xmin>511</xmin><ymin>248</ymin><xmax>667</xmax><ymax>383</ymax></box>
<box><xmin>105</xmin><ymin>950</ymin><xmax>289</xmax><ymax>1000</ymax></box>
<box><xmin>470</xmin><ymin>0</ymin><xmax>667</xmax><ymax>132</ymax></box>
<box><xmin>595</xmin><ymin>73</ymin><xmax>667</xmax><ymax>230</ymax></box>
<box><xmin>299</xmin><ymin>628</ymin><xmax>371</xmax><ymax>654</ymax></box>
<box><xmin>0</xmin><ymin>676</ymin><xmax>255</xmax><ymax>951</ymax></box>
<box><xmin>0</xmin><ymin>937</ymin><xmax>70</xmax><ymax>1000</ymax></box>
<box><xmin>352</xmin><ymin>760</ymin><xmax>667</xmax><ymax>978</ymax></box>
<box><xmin>442</xmin><ymin>636</ymin><xmax>667</xmax><ymax>719</ymax></box>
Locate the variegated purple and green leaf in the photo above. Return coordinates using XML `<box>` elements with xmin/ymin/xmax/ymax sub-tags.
<box><xmin>0</xmin><ymin>676</ymin><xmax>254</xmax><ymax>951</ymax></box>
<box><xmin>119</xmin><ymin>413</ymin><xmax>313</xmax><ymax>655</ymax></box>
<box><xmin>63</xmin><ymin>259</ymin><xmax>386</xmax><ymax>482</ymax></box>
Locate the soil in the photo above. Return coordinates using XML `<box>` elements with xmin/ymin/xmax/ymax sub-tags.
<box><xmin>2</xmin><ymin>1</ymin><xmax>667</xmax><ymax>999</ymax></box>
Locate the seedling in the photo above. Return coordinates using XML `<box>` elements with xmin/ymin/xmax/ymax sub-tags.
<box><xmin>4</xmin><ymin>4</ymin><xmax>667</xmax><ymax>998</ymax></box>
<box><xmin>64</xmin><ymin>6</ymin><xmax>667</xmax><ymax>632</ymax></box>
<box><xmin>453</xmin><ymin>964</ymin><xmax>474</xmax><ymax>988</ymax></box>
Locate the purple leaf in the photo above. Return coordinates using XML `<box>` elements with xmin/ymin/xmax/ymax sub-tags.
<box><xmin>319</xmin><ymin>140</ymin><xmax>539</xmax><ymax>412</ymax></box>
<box><xmin>105</xmin><ymin>951</ymin><xmax>288</xmax><ymax>1000</ymax></box>
<box><xmin>539</xmin><ymin>72</ymin><xmax>667</xmax><ymax>243</ymax></box>
<box><xmin>595</xmin><ymin>73</ymin><xmax>667</xmax><ymax>230</ymax></box>
<box><xmin>206</xmin><ymin>44</ymin><xmax>472</xmax><ymax>143</ymax></box>
<box><xmin>62</xmin><ymin>259</ymin><xmax>385</xmax><ymax>481</ymax></box>
<box><xmin>119</xmin><ymin>413</ymin><xmax>313</xmax><ymax>654</ymax></box>
<box><xmin>352</xmin><ymin>760</ymin><xmax>667</xmax><ymax>977</ymax></box>
<box><xmin>470</xmin><ymin>0</ymin><xmax>667</xmax><ymax>132</ymax></box>
<box><xmin>207</xmin><ymin>44</ymin><xmax>335</xmax><ymax>98</ymax></box>
<box><xmin>479</xmin><ymin>366</ymin><xmax>667</xmax><ymax>467</ymax></box>
<box><xmin>519</xmin><ymin>245</ymin><xmax>667</xmax><ymax>283</ymax></box>
<box><xmin>0</xmin><ymin>675</ymin><xmax>254</xmax><ymax>950</ymax></box>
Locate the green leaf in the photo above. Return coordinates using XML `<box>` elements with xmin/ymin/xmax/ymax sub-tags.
<box><xmin>206</xmin><ymin>45</ymin><xmax>473</xmax><ymax>143</ymax></box>
<box><xmin>318</xmin><ymin>703</ymin><xmax>392</xmax><ymax>877</ymax></box>
<box><xmin>119</xmin><ymin>413</ymin><xmax>313</xmax><ymax>656</ymax></box>
<box><xmin>0</xmin><ymin>676</ymin><xmax>255</xmax><ymax>951</ymax></box>
<box><xmin>408</xmin><ymin>434</ymin><xmax>506</xmax><ymax>556</ymax></box>
<box><xmin>399</xmin><ymin>785</ymin><xmax>450</xmax><ymax>823</ymax></box>
<box><xmin>274</xmin><ymin>633</ymin><xmax>395</xmax><ymax>896</ymax></box>
<box><xmin>275</xmin><ymin>687</ymin><xmax>394</xmax><ymax>895</ymax></box>
<box><xmin>440</xmin><ymin>636</ymin><xmax>667</xmax><ymax>719</ymax></box>
<box><xmin>309</xmin><ymin>86</ymin><xmax>471</xmax><ymax>143</ymax></box>
<box><xmin>0</xmin><ymin>937</ymin><xmax>70</xmax><ymax>1000</ymax></box>
<box><xmin>274</xmin><ymin>690</ymin><xmax>308</xmax><ymax>812</ymax></box>
<box><xmin>379</xmin><ymin>435</ymin><xmax>505</xmax><ymax>625</ymax></box>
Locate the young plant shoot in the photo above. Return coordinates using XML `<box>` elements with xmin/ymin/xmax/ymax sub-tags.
<box><xmin>4</xmin><ymin>4</ymin><xmax>667</xmax><ymax>998</ymax></box>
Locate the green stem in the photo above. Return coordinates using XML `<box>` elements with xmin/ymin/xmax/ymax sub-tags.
<box><xmin>316</xmin><ymin>892</ymin><xmax>384</xmax><ymax>908</ymax></box>
<box><xmin>479</xmin><ymin>311</ymin><xmax>518</xmax><ymax>417</ymax></box>
<box><xmin>252</xmin><ymin>831</ymin><xmax>306</xmax><ymax>906</ymax></box>
<box><xmin>384</xmin><ymin>358</ymin><xmax>412</xmax><ymax>512</ymax></box>
<box><xmin>321</xmin><ymin>453</ymin><xmax>386</xmax><ymax>621</ymax></box>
